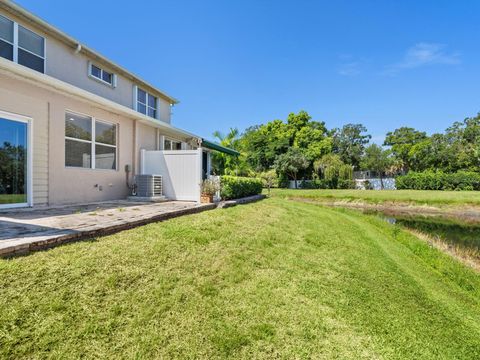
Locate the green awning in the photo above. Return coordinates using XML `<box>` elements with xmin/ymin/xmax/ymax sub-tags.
<box><xmin>201</xmin><ymin>139</ymin><xmax>240</xmax><ymax>156</ymax></box>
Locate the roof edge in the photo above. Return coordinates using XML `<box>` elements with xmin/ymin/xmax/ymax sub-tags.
<box><xmin>201</xmin><ymin>139</ymin><xmax>240</xmax><ymax>156</ymax></box>
<box><xmin>0</xmin><ymin>0</ymin><xmax>179</xmax><ymax>104</ymax></box>
<box><xmin>0</xmin><ymin>58</ymin><xmax>196</xmax><ymax>139</ymax></box>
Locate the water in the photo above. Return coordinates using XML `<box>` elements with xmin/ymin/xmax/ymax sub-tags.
<box><xmin>363</xmin><ymin>209</ymin><xmax>480</xmax><ymax>260</ymax></box>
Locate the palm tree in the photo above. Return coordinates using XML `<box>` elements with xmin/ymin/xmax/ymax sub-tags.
<box><xmin>211</xmin><ymin>128</ymin><xmax>240</xmax><ymax>175</ymax></box>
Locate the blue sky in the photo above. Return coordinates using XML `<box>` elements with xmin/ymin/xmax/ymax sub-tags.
<box><xmin>15</xmin><ymin>0</ymin><xmax>480</xmax><ymax>143</ymax></box>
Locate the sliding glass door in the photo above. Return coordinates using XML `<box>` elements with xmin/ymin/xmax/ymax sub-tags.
<box><xmin>0</xmin><ymin>116</ymin><xmax>28</xmax><ymax>207</ymax></box>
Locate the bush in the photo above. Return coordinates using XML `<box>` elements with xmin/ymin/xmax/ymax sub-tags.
<box><xmin>396</xmin><ymin>171</ymin><xmax>480</xmax><ymax>191</ymax></box>
<box><xmin>220</xmin><ymin>176</ymin><xmax>263</xmax><ymax>200</ymax></box>
<box><xmin>337</xmin><ymin>179</ymin><xmax>356</xmax><ymax>189</ymax></box>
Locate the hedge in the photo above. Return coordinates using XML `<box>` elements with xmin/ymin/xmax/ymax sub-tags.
<box><xmin>220</xmin><ymin>176</ymin><xmax>263</xmax><ymax>200</ymax></box>
<box><xmin>396</xmin><ymin>171</ymin><xmax>480</xmax><ymax>191</ymax></box>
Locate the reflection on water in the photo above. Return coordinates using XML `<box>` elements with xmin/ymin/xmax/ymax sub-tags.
<box><xmin>364</xmin><ymin>210</ymin><xmax>480</xmax><ymax>257</ymax></box>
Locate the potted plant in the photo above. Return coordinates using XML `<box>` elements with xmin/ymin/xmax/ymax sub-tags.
<box><xmin>200</xmin><ymin>179</ymin><xmax>220</xmax><ymax>203</ymax></box>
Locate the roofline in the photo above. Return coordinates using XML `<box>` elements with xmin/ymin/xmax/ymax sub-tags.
<box><xmin>201</xmin><ymin>139</ymin><xmax>240</xmax><ymax>156</ymax></box>
<box><xmin>0</xmin><ymin>0</ymin><xmax>179</xmax><ymax>104</ymax></box>
<box><xmin>0</xmin><ymin>58</ymin><xmax>197</xmax><ymax>140</ymax></box>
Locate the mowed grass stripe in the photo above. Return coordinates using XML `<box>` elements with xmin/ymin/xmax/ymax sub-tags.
<box><xmin>0</xmin><ymin>198</ymin><xmax>479</xmax><ymax>359</ymax></box>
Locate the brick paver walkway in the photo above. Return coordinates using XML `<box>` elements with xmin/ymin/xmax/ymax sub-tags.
<box><xmin>0</xmin><ymin>200</ymin><xmax>215</xmax><ymax>256</ymax></box>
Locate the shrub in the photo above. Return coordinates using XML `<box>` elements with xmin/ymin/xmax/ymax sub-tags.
<box><xmin>396</xmin><ymin>171</ymin><xmax>480</xmax><ymax>191</ymax></box>
<box><xmin>337</xmin><ymin>179</ymin><xmax>356</xmax><ymax>189</ymax></box>
<box><xmin>201</xmin><ymin>179</ymin><xmax>220</xmax><ymax>196</ymax></box>
<box><xmin>220</xmin><ymin>176</ymin><xmax>263</xmax><ymax>200</ymax></box>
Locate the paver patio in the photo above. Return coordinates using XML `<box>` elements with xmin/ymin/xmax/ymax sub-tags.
<box><xmin>0</xmin><ymin>200</ymin><xmax>216</xmax><ymax>257</ymax></box>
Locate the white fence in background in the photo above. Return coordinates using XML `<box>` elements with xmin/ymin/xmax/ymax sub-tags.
<box><xmin>141</xmin><ymin>149</ymin><xmax>202</xmax><ymax>202</ymax></box>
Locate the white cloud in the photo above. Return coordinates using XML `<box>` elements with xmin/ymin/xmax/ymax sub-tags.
<box><xmin>338</xmin><ymin>61</ymin><xmax>361</xmax><ymax>76</ymax></box>
<box><xmin>385</xmin><ymin>43</ymin><xmax>460</xmax><ymax>74</ymax></box>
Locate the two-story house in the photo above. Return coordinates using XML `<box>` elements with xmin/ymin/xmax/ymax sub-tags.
<box><xmin>0</xmin><ymin>1</ymin><xmax>236</xmax><ymax>209</ymax></box>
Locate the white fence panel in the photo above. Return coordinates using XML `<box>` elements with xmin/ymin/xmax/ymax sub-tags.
<box><xmin>141</xmin><ymin>149</ymin><xmax>202</xmax><ymax>202</ymax></box>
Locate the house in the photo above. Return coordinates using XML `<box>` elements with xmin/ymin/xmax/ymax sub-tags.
<box><xmin>0</xmin><ymin>1</ymin><xmax>237</xmax><ymax>209</ymax></box>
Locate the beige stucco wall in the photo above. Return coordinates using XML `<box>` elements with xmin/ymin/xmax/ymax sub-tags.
<box><xmin>0</xmin><ymin>81</ymin><xmax>49</xmax><ymax>205</ymax></box>
<box><xmin>0</xmin><ymin>72</ymin><xmax>177</xmax><ymax>205</ymax></box>
<box><xmin>0</xmin><ymin>8</ymin><xmax>172</xmax><ymax>123</ymax></box>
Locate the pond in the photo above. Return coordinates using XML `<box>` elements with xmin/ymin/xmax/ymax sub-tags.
<box><xmin>363</xmin><ymin>209</ymin><xmax>480</xmax><ymax>264</ymax></box>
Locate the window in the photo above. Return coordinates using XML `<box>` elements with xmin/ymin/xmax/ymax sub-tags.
<box><xmin>0</xmin><ymin>14</ymin><xmax>45</xmax><ymax>73</ymax></box>
<box><xmin>65</xmin><ymin>112</ymin><xmax>117</xmax><ymax>170</ymax></box>
<box><xmin>164</xmin><ymin>138</ymin><xmax>182</xmax><ymax>150</ymax></box>
<box><xmin>88</xmin><ymin>62</ymin><xmax>116</xmax><ymax>87</ymax></box>
<box><xmin>136</xmin><ymin>87</ymin><xmax>157</xmax><ymax>119</ymax></box>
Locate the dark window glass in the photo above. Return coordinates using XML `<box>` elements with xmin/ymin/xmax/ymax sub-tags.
<box><xmin>18</xmin><ymin>25</ymin><xmax>44</xmax><ymax>57</ymax></box>
<box><xmin>18</xmin><ymin>48</ymin><xmax>44</xmax><ymax>73</ymax></box>
<box><xmin>91</xmin><ymin>65</ymin><xmax>102</xmax><ymax>79</ymax></box>
<box><xmin>175</xmin><ymin>142</ymin><xmax>182</xmax><ymax>150</ymax></box>
<box><xmin>148</xmin><ymin>94</ymin><xmax>156</xmax><ymax>108</ymax></box>
<box><xmin>147</xmin><ymin>108</ymin><xmax>156</xmax><ymax>118</ymax></box>
<box><xmin>102</xmin><ymin>70</ymin><xmax>112</xmax><ymax>84</ymax></box>
<box><xmin>0</xmin><ymin>15</ymin><xmax>13</xmax><ymax>43</ymax></box>
<box><xmin>0</xmin><ymin>118</ymin><xmax>27</xmax><ymax>204</ymax></box>
<box><xmin>95</xmin><ymin>121</ymin><xmax>116</xmax><ymax>145</ymax></box>
<box><xmin>95</xmin><ymin>145</ymin><xmax>116</xmax><ymax>170</ymax></box>
<box><xmin>164</xmin><ymin>139</ymin><xmax>171</xmax><ymax>150</ymax></box>
<box><xmin>137</xmin><ymin>103</ymin><xmax>147</xmax><ymax>115</ymax></box>
<box><xmin>0</xmin><ymin>39</ymin><xmax>13</xmax><ymax>61</ymax></box>
<box><xmin>65</xmin><ymin>113</ymin><xmax>92</xmax><ymax>141</ymax></box>
<box><xmin>137</xmin><ymin>89</ymin><xmax>146</xmax><ymax>103</ymax></box>
<box><xmin>65</xmin><ymin>139</ymin><xmax>91</xmax><ymax>168</ymax></box>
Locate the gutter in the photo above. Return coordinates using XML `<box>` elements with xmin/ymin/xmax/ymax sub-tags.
<box><xmin>0</xmin><ymin>0</ymin><xmax>179</xmax><ymax>104</ymax></box>
<box><xmin>201</xmin><ymin>139</ymin><xmax>240</xmax><ymax>156</ymax></box>
<box><xmin>0</xmin><ymin>58</ymin><xmax>198</xmax><ymax>141</ymax></box>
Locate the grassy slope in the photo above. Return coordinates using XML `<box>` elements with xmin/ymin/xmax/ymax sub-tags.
<box><xmin>269</xmin><ymin>188</ymin><xmax>480</xmax><ymax>206</ymax></box>
<box><xmin>1</xmin><ymin>198</ymin><xmax>479</xmax><ymax>359</ymax></box>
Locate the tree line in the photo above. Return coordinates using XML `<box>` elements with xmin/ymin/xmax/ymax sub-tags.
<box><xmin>211</xmin><ymin>111</ymin><xmax>480</xmax><ymax>187</ymax></box>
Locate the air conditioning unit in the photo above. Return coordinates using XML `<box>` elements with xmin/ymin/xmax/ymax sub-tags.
<box><xmin>136</xmin><ymin>175</ymin><xmax>162</xmax><ymax>197</ymax></box>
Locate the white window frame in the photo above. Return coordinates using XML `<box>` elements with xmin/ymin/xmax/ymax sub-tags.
<box><xmin>164</xmin><ymin>137</ymin><xmax>183</xmax><ymax>151</ymax></box>
<box><xmin>88</xmin><ymin>61</ymin><xmax>117</xmax><ymax>88</ymax></box>
<box><xmin>0</xmin><ymin>14</ymin><xmax>46</xmax><ymax>73</ymax></box>
<box><xmin>0</xmin><ymin>110</ymin><xmax>33</xmax><ymax>209</ymax></box>
<box><xmin>133</xmin><ymin>85</ymin><xmax>160</xmax><ymax>120</ymax></box>
<box><xmin>65</xmin><ymin>110</ymin><xmax>118</xmax><ymax>171</ymax></box>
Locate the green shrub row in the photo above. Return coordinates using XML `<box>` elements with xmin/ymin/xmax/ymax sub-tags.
<box><xmin>396</xmin><ymin>171</ymin><xmax>480</xmax><ymax>191</ymax></box>
<box><xmin>299</xmin><ymin>179</ymin><xmax>356</xmax><ymax>189</ymax></box>
<box><xmin>220</xmin><ymin>176</ymin><xmax>263</xmax><ymax>200</ymax></box>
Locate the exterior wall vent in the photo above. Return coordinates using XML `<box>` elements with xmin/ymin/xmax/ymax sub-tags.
<box><xmin>136</xmin><ymin>175</ymin><xmax>162</xmax><ymax>197</ymax></box>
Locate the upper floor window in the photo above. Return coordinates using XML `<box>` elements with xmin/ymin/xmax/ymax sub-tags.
<box><xmin>136</xmin><ymin>87</ymin><xmax>158</xmax><ymax>119</ymax></box>
<box><xmin>65</xmin><ymin>111</ymin><xmax>117</xmax><ymax>170</ymax></box>
<box><xmin>0</xmin><ymin>14</ymin><xmax>45</xmax><ymax>73</ymax></box>
<box><xmin>164</xmin><ymin>139</ymin><xmax>182</xmax><ymax>150</ymax></box>
<box><xmin>88</xmin><ymin>61</ymin><xmax>116</xmax><ymax>87</ymax></box>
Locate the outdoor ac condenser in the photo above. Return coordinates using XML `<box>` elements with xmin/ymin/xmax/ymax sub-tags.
<box><xmin>136</xmin><ymin>175</ymin><xmax>163</xmax><ymax>197</ymax></box>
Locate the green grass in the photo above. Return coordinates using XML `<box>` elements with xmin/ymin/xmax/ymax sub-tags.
<box><xmin>269</xmin><ymin>188</ymin><xmax>480</xmax><ymax>206</ymax></box>
<box><xmin>1</xmin><ymin>198</ymin><xmax>479</xmax><ymax>359</ymax></box>
<box><xmin>0</xmin><ymin>193</ymin><xmax>26</xmax><ymax>204</ymax></box>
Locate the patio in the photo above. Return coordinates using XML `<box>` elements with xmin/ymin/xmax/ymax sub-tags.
<box><xmin>0</xmin><ymin>200</ymin><xmax>216</xmax><ymax>257</ymax></box>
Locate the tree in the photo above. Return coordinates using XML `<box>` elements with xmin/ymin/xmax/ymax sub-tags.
<box><xmin>332</xmin><ymin>124</ymin><xmax>371</xmax><ymax>169</ymax></box>
<box><xmin>314</xmin><ymin>154</ymin><xmax>352</xmax><ymax>188</ymax></box>
<box><xmin>273</xmin><ymin>148</ymin><xmax>309</xmax><ymax>188</ymax></box>
<box><xmin>361</xmin><ymin>144</ymin><xmax>392</xmax><ymax>189</ymax></box>
<box><xmin>211</xmin><ymin>128</ymin><xmax>242</xmax><ymax>175</ymax></box>
<box><xmin>384</xmin><ymin>127</ymin><xmax>427</xmax><ymax>172</ymax></box>
<box><xmin>259</xmin><ymin>169</ymin><xmax>277</xmax><ymax>194</ymax></box>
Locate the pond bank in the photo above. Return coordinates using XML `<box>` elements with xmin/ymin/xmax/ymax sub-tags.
<box><xmin>288</xmin><ymin>197</ymin><xmax>480</xmax><ymax>271</ymax></box>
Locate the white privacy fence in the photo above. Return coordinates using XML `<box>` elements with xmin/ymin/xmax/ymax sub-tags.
<box><xmin>140</xmin><ymin>149</ymin><xmax>202</xmax><ymax>202</ymax></box>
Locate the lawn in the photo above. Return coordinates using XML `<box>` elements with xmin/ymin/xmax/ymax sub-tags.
<box><xmin>1</xmin><ymin>198</ymin><xmax>479</xmax><ymax>359</ymax></box>
<box><xmin>269</xmin><ymin>188</ymin><xmax>480</xmax><ymax>206</ymax></box>
<box><xmin>0</xmin><ymin>193</ymin><xmax>26</xmax><ymax>204</ymax></box>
